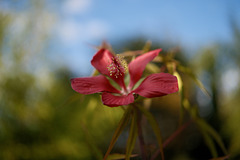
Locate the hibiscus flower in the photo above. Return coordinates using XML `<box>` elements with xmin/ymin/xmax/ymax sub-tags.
<box><xmin>71</xmin><ymin>48</ymin><xmax>178</xmax><ymax>107</ymax></box>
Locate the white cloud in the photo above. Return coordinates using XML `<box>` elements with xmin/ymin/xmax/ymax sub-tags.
<box><xmin>62</xmin><ymin>0</ymin><xmax>92</xmax><ymax>15</ymax></box>
<box><xmin>57</xmin><ymin>19</ymin><xmax>110</xmax><ymax>44</ymax></box>
<box><xmin>221</xmin><ymin>69</ymin><xmax>240</xmax><ymax>94</ymax></box>
<box><xmin>85</xmin><ymin>20</ymin><xmax>110</xmax><ymax>39</ymax></box>
<box><xmin>57</xmin><ymin>20</ymin><xmax>82</xmax><ymax>43</ymax></box>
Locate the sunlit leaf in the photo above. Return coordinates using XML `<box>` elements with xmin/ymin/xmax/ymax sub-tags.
<box><xmin>125</xmin><ymin>108</ymin><xmax>138</xmax><ymax>160</ymax></box>
<box><xmin>137</xmin><ymin>105</ymin><xmax>165</xmax><ymax>160</ymax></box>
<box><xmin>103</xmin><ymin>106</ymin><xmax>132</xmax><ymax>160</ymax></box>
<box><xmin>173</xmin><ymin>71</ymin><xmax>183</xmax><ymax>92</ymax></box>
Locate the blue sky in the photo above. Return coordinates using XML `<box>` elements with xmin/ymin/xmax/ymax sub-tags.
<box><xmin>1</xmin><ymin>0</ymin><xmax>240</xmax><ymax>75</ymax></box>
<box><xmin>50</xmin><ymin>0</ymin><xmax>240</xmax><ymax>75</ymax></box>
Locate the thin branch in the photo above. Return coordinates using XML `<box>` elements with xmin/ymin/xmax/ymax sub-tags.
<box><xmin>136</xmin><ymin>107</ymin><xmax>147</xmax><ymax>160</ymax></box>
<box><xmin>151</xmin><ymin>120</ymin><xmax>193</xmax><ymax>160</ymax></box>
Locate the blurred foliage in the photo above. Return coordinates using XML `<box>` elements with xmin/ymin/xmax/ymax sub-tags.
<box><xmin>0</xmin><ymin>2</ymin><xmax>124</xmax><ymax>160</ymax></box>
<box><xmin>0</xmin><ymin>1</ymin><xmax>240</xmax><ymax>160</ymax></box>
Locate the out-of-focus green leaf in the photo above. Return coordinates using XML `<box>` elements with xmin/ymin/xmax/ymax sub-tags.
<box><xmin>178</xmin><ymin>65</ymin><xmax>211</xmax><ymax>97</ymax></box>
<box><xmin>146</xmin><ymin>63</ymin><xmax>160</xmax><ymax>73</ymax></box>
<box><xmin>120</xmin><ymin>50</ymin><xmax>143</xmax><ymax>57</ymax></box>
<box><xmin>103</xmin><ymin>106</ymin><xmax>132</xmax><ymax>160</ymax></box>
<box><xmin>125</xmin><ymin>108</ymin><xmax>138</xmax><ymax>160</ymax></box>
<box><xmin>81</xmin><ymin>123</ymin><xmax>103</xmax><ymax>160</ymax></box>
<box><xmin>107</xmin><ymin>153</ymin><xmax>138</xmax><ymax>160</ymax></box>
<box><xmin>199</xmin><ymin>124</ymin><xmax>218</xmax><ymax>158</ymax></box>
<box><xmin>143</xmin><ymin>98</ymin><xmax>152</xmax><ymax>110</ymax></box>
<box><xmin>174</xmin><ymin>71</ymin><xmax>184</xmax><ymax>125</ymax></box>
<box><xmin>137</xmin><ymin>105</ymin><xmax>165</xmax><ymax>160</ymax></box>
<box><xmin>197</xmin><ymin>119</ymin><xmax>228</xmax><ymax>155</ymax></box>
<box><xmin>173</xmin><ymin>71</ymin><xmax>183</xmax><ymax>93</ymax></box>
<box><xmin>181</xmin><ymin>97</ymin><xmax>199</xmax><ymax>119</ymax></box>
<box><xmin>91</xmin><ymin>69</ymin><xmax>99</xmax><ymax>76</ymax></box>
<box><xmin>209</xmin><ymin>155</ymin><xmax>230</xmax><ymax>160</ymax></box>
<box><xmin>142</xmin><ymin>40</ymin><xmax>152</xmax><ymax>52</ymax></box>
<box><xmin>179</xmin><ymin>85</ymin><xmax>185</xmax><ymax>125</ymax></box>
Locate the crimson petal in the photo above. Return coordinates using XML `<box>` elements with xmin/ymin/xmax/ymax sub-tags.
<box><xmin>91</xmin><ymin>48</ymin><xmax>114</xmax><ymax>76</ymax></box>
<box><xmin>101</xmin><ymin>92</ymin><xmax>134</xmax><ymax>107</ymax></box>
<box><xmin>128</xmin><ymin>49</ymin><xmax>162</xmax><ymax>89</ymax></box>
<box><xmin>71</xmin><ymin>75</ymin><xmax>120</xmax><ymax>94</ymax></box>
<box><xmin>133</xmin><ymin>73</ymin><xmax>178</xmax><ymax>98</ymax></box>
<box><xmin>91</xmin><ymin>48</ymin><xmax>126</xmax><ymax>89</ymax></box>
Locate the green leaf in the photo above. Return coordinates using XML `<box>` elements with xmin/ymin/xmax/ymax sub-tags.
<box><xmin>125</xmin><ymin>109</ymin><xmax>138</xmax><ymax>160</ymax></box>
<box><xmin>142</xmin><ymin>40</ymin><xmax>152</xmax><ymax>52</ymax></box>
<box><xmin>137</xmin><ymin>105</ymin><xmax>165</xmax><ymax>160</ymax></box>
<box><xmin>146</xmin><ymin>63</ymin><xmax>160</xmax><ymax>73</ymax></box>
<box><xmin>173</xmin><ymin>71</ymin><xmax>183</xmax><ymax>92</ymax></box>
<box><xmin>91</xmin><ymin>69</ymin><xmax>99</xmax><ymax>76</ymax></box>
<box><xmin>209</xmin><ymin>155</ymin><xmax>230</xmax><ymax>160</ymax></box>
<box><xmin>179</xmin><ymin>81</ymin><xmax>185</xmax><ymax>126</ymax></box>
<box><xmin>199</xmin><ymin>124</ymin><xmax>218</xmax><ymax>158</ymax></box>
<box><xmin>103</xmin><ymin>106</ymin><xmax>132</xmax><ymax>160</ymax></box>
<box><xmin>197</xmin><ymin>119</ymin><xmax>228</xmax><ymax>155</ymax></box>
<box><xmin>178</xmin><ymin>65</ymin><xmax>211</xmax><ymax>97</ymax></box>
<box><xmin>107</xmin><ymin>153</ymin><xmax>138</xmax><ymax>160</ymax></box>
<box><xmin>81</xmin><ymin>123</ymin><xmax>103</xmax><ymax>160</ymax></box>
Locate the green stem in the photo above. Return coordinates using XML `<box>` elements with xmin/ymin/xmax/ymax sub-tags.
<box><xmin>151</xmin><ymin>120</ymin><xmax>192</xmax><ymax>160</ymax></box>
<box><xmin>136</xmin><ymin>107</ymin><xmax>147</xmax><ymax>160</ymax></box>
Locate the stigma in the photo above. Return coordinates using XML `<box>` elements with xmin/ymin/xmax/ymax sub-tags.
<box><xmin>107</xmin><ymin>54</ymin><xmax>128</xmax><ymax>78</ymax></box>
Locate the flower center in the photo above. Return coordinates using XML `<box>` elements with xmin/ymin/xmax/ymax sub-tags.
<box><xmin>107</xmin><ymin>55</ymin><xmax>128</xmax><ymax>78</ymax></box>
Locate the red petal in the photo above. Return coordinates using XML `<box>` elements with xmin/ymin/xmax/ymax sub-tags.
<box><xmin>128</xmin><ymin>49</ymin><xmax>162</xmax><ymax>89</ymax></box>
<box><xmin>91</xmin><ymin>49</ymin><xmax>126</xmax><ymax>89</ymax></box>
<box><xmin>101</xmin><ymin>92</ymin><xmax>134</xmax><ymax>107</ymax></box>
<box><xmin>91</xmin><ymin>48</ymin><xmax>114</xmax><ymax>76</ymax></box>
<box><xmin>71</xmin><ymin>75</ymin><xmax>120</xmax><ymax>94</ymax></box>
<box><xmin>133</xmin><ymin>73</ymin><xmax>178</xmax><ymax>98</ymax></box>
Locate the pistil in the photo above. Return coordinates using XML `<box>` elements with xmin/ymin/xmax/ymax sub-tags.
<box><xmin>107</xmin><ymin>54</ymin><xmax>128</xmax><ymax>93</ymax></box>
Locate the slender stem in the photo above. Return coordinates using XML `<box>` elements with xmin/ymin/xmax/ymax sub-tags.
<box><xmin>136</xmin><ymin>107</ymin><xmax>147</xmax><ymax>160</ymax></box>
<box><xmin>151</xmin><ymin>120</ymin><xmax>192</xmax><ymax>160</ymax></box>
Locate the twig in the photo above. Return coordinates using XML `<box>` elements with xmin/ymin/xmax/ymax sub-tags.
<box><xmin>151</xmin><ymin>120</ymin><xmax>193</xmax><ymax>160</ymax></box>
<box><xmin>136</xmin><ymin>107</ymin><xmax>147</xmax><ymax>160</ymax></box>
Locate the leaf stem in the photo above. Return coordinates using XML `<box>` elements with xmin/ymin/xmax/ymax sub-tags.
<box><xmin>136</xmin><ymin>107</ymin><xmax>147</xmax><ymax>160</ymax></box>
<box><xmin>151</xmin><ymin>120</ymin><xmax>192</xmax><ymax>160</ymax></box>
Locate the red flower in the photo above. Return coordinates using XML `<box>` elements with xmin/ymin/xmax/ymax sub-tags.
<box><xmin>71</xmin><ymin>48</ymin><xmax>178</xmax><ymax>107</ymax></box>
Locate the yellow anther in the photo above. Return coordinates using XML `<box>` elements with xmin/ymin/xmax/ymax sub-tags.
<box><xmin>107</xmin><ymin>54</ymin><xmax>128</xmax><ymax>78</ymax></box>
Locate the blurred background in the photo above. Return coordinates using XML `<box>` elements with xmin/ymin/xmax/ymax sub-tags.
<box><xmin>0</xmin><ymin>0</ymin><xmax>240</xmax><ymax>159</ymax></box>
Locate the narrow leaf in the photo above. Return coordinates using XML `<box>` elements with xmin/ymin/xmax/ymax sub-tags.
<box><xmin>103</xmin><ymin>106</ymin><xmax>132</xmax><ymax>160</ymax></box>
<box><xmin>107</xmin><ymin>153</ymin><xmax>138</xmax><ymax>160</ymax></box>
<box><xmin>199</xmin><ymin>124</ymin><xmax>218</xmax><ymax>158</ymax></box>
<box><xmin>146</xmin><ymin>63</ymin><xmax>160</xmax><ymax>73</ymax></box>
<box><xmin>126</xmin><ymin>109</ymin><xmax>138</xmax><ymax>160</ymax></box>
<box><xmin>81</xmin><ymin>123</ymin><xmax>103</xmax><ymax>160</ymax></box>
<box><xmin>137</xmin><ymin>105</ymin><xmax>165</xmax><ymax>160</ymax></box>
<box><xmin>209</xmin><ymin>155</ymin><xmax>230</xmax><ymax>160</ymax></box>
<box><xmin>178</xmin><ymin>65</ymin><xmax>211</xmax><ymax>97</ymax></box>
<box><xmin>142</xmin><ymin>40</ymin><xmax>152</xmax><ymax>52</ymax></box>
<box><xmin>197</xmin><ymin>119</ymin><xmax>228</xmax><ymax>155</ymax></box>
<box><xmin>179</xmin><ymin>80</ymin><xmax>185</xmax><ymax>126</ymax></box>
